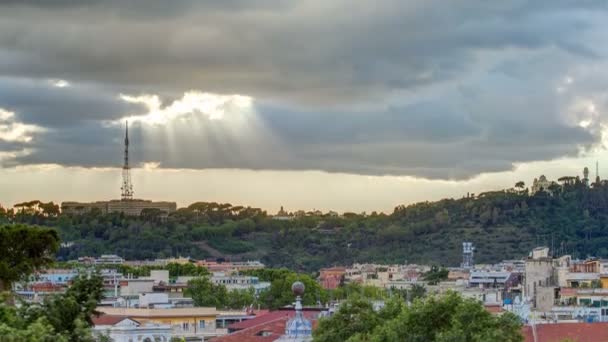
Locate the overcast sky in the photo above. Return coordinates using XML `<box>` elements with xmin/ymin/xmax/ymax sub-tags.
<box><xmin>2</xmin><ymin>1</ymin><xmax>608</xmax><ymax>212</ymax></box>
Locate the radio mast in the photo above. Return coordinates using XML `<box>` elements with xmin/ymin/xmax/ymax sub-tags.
<box><xmin>121</xmin><ymin>121</ymin><xmax>134</xmax><ymax>200</ymax></box>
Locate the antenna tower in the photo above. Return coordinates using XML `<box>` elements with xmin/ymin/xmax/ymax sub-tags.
<box><xmin>461</xmin><ymin>242</ymin><xmax>475</xmax><ymax>269</ymax></box>
<box><xmin>121</xmin><ymin>121</ymin><xmax>134</xmax><ymax>200</ymax></box>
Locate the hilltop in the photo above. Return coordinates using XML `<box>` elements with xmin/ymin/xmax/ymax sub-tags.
<box><xmin>2</xmin><ymin>177</ymin><xmax>608</xmax><ymax>271</ymax></box>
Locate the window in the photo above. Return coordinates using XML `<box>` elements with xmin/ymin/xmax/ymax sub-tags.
<box><xmin>199</xmin><ymin>320</ymin><xmax>206</xmax><ymax>329</ymax></box>
<box><xmin>182</xmin><ymin>322</ymin><xmax>189</xmax><ymax>331</ymax></box>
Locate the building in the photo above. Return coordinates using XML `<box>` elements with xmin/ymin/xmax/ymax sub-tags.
<box><xmin>176</xmin><ymin>273</ymin><xmax>270</xmax><ymax>295</ymax></box>
<box><xmin>272</xmin><ymin>206</ymin><xmax>293</xmax><ymax>221</ymax></box>
<box><xmin>531</xmin><ymin>175</ymin><xmax>556</xmax><ymax>194</ymax></box>
<box><xmin>522</xmin><ymin>322</ymin><xmax>608</xmax><ymax>342</ymax></box>
<box><xmin>468</xmin><ymin>270</ymin><xmax>516</xmax><ymax>289</ymax></box>
<box><xmin>37</xmin><ymin>269</ymin><xmax>78</xmax><ymax>284</ymax></box>
<box><xmin>61</xmin><ymin>123</ymin><xmax>177</xmax><ymax>216</ymax></box>
<box><xmin>195</xmin><ymin>260</ymin><xmax>265</xmax><ymax>273</ymax></box>
<box><xmin>96</xmin><ymin>307</ymin><xmax>219</xmax><ymax>341</ymax></box>
<box><xmin>524</xmin><ymin>247</ymin><xmax>557</xmax><ymax>310</ymax></box>
<box><xmin>217</xmin><ymin>282</ymin><xmax>319</xmax><ymax>342</ymax></box>
<box><xmin>62</xmin><ymin>199</ymin><xmax>177</xmax><ymax>216</ymax></box>
<box><xmin>318</xmin><ymin>267</ymin><xmax>346</xmax><ymax>289</ymax></box>
<box><xmin>93</xmin><ymin>315</ymin><xmax>172</xmax><ymax>342</ymax></box>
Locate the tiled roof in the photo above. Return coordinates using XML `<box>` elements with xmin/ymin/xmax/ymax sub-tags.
<box><xmin>483</xmin><ymin>304</ymin><xmax>503</xmax><ymax>314</ymax></box>
<box><xmin>227</xmin><ymin>310</ymin><xmax>319</xmax><ymax>331</ymax></box>
<box><xmin>522</xmin><ymin>322</ymin><xmax>608</xmax><ymax>342</ymax></box>
<box><xmin>214</xmin><ymin>316</ymin><xmax>289</xmax><ymax>342</ymax></box>
<box><xmin>92</xmin><ymin>314</ymin><xmax>137</xmax><ymax>326</ymax></box>
<box><xmin>215</xmin><ymin>310</ymin><xmax>320</xmax><ymax>342</ymax></box>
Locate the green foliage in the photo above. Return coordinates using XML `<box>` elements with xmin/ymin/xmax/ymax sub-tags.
<box><xmin>0</xmin><ymin>274</ymin><xmax>104</xmax><ymax>341</ymax></box>
<box><xmin>8</xmin><ymin>181</ymin><xmax>608</xmax><ymax>270</ymax></box>
<box><xmin>0</xmin><ymin>224</ymin><xmax>60</xmax><ymax>291</ymax></box>
<box><xmin>314</xmin><ymin>296</ymin><xmax>381</xmax><ymax>342</ymax></box>
<box><xmin>248</xmin><ymin>269</ymin><xmax>329</xmax><ymax>309</ymax></box>
<box><xmin>186</xmin><ymin>277</ymin><xmax>228</xmax><ymax>308</ymax></box>
<box><xmin>313</xmin><ymin>292</ymin><xmax>523</xmax><ymax>342</ymax></box>
<box><xmin>423</xmin><ymin>265</ymin><xmax>449</xmax><ymax>285</ymax></box>
<box><xmin>185</xmin><ymin>277</ymin><xmax>255</xmax><ymax>310</ymax></box>
<box><xmin>331</xmin><ymin>282</ymin><xmax>387</xmax><ymax>301</ymax></box>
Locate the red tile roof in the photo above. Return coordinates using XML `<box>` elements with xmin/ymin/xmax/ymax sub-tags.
<box><xmin>214</xmin><ymin>309</ymin><xmax>321</xmax><ymax>342</ymax></box>
<box><xmin>92</xmin><ymin>314</ymin><xmax>138</xmax><ymax>326</ymax></box>
<box><xmin>522</xmin><ymin>322</ymin><xmax>608</xmax><ymax>342</ymax></box>
<box><xmin>214</xmin><ymin>316</ymin><xmax>289</xmax><ymax>342</ymax></box>
<box><xmin>484</xmin><ymin>304</ymin><xmax>503</xmax><ymax>314</ymax></box>
<box><xmin>227</xmin><ymin>310</ymin><xmax>318</xmax><ymax>331</ymax></box>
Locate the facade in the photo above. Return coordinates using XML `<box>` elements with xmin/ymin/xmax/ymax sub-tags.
<box><xmin>319</xmin><ymin>267</ymin><xmax>346</xmax><ymax>289</ymax></box>
<box><xmin>469</xmin><ymin>270</ymin><xmax>511</xmax><ymax>288</ymax></box>
<box><xmin>62</xmin><ymin>199</ymin><xmax>177</xmax><ymax>216</ymax></box>
<box><xmin>93</xmin><ymin>316</ymin><xmax>172</xmax><ymax>342</ymax></box>
<box><xmin>176</xmin><ymin>273</ymin><xmax>270</xmax><ymax>295</ymax></box>
<box><xmin>97</xmin><ymin>307</ymin><xmax>219</xmax><ymax>341</ymax></box>
<box><xmin>120</xmin><ymin>279</ymin><xmax>155</xmax><ymax>297</ymax></box>
<box><xmin>531</xmin><ymin>175</ymin><xmax>556</xmax><ymax>194</ymax></box>
<box><xmin>195</xmin><ymin>260</ymin><xmax>265</xmax><ymax>273</ymax></box>
<box><xmin>524</xmin><ymin>247</ymin><xmax>556</xmax><ymax>309</ymax></box>
<box><xmin>38</xmin><ymin>269</ymin><xmax>78</xmax><ymax>284</ymax></box>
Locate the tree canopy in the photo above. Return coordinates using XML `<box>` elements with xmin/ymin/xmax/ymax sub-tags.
<box><xmin>5</xmin><ymin>179</ymin><xmax>608</xmax><ymax>271</ymax></box>
<box><xmin>313</xmin><ymin>292</ymin><xmax>523</xmax><ymax>342</ymax></box>
<box><xmin>0</xmin><ymin>224</ymin><xmax>59</xmax><ymax>291</ymax></box>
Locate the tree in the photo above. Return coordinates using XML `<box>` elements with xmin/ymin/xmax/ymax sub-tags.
<box><xmin>515</xmin><ymin>181</ymin><xmax>525</xmax><ymax>191</ymax></box>
<box><xmin>423</xmin><ymin>265</ymin><xmax>449</xmax><ymax>285</ymax></box>
<box><xmin>0</xmin><ymin>224</ymin><xmax>59</xmax><ymax>291</ymax></box>
<box><xmin>409</xmin><ymin>284</ymin><xmax>426</xmax><ymax>302</ymax></box>
<box><xmin>0</xmin><ymin>271</ymin><xmax>104</xmax><ymax>341</ymax></box>
<box><xmin>313</xmin><ymin>296</ymin><xmax>382</xmax><ymax>342</ymax></box>
<box><xmin>333</xmin><ymin>292</ymin><xmax>523</xmax><ymax>342</ymax></box>
<box><xmin>257</xmin><ymin>272</ymin><xmax>328</xmax><ymax>309</ymax></box>
<box><xmin>186</xmin><ymin>277</ymin><xmax>227</xmax><ymax>308</ymax></box>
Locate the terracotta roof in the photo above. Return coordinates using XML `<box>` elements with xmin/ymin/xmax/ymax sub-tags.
<box><xmin>227</xmin><ymin>310</ymin><xmax>319</xmax><ymax>331</ymax></box>
<box><xmin>214</xmin><ymin>316</ymin><xmax>289</xmax><ymax>342</ymax></box>
<box><xmin>522</xmin><ymin>322</ymin><xmax>608</xmax><ymax>342</ymax></box>
<box><xmin>92</xmin><ymin>315</ymin><xmax>137</xmax><ymax>326</ymax></box>
<box><xmin>484</xmin><ymin>304</ymin><xmax>503</xmax><ymax>314</ymax></box>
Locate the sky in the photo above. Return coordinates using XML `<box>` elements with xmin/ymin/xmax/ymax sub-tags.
<box><xmin>2</xmin><ymin>1</ymin><xmax>608</xmax><ymax>213</ymax></box>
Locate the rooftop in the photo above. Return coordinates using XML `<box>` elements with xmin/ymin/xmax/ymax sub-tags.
<box><xmin>96</xmin><ymin>307</ymin><xmax>217</xmax><ymax>318</ymax></box>
<box><xmin>522</xmin><ymin>322</ymin><xmax>608</xmax><ymax>342</ymax></box>
<box><xmin>92</xmin><ymin>315</ymin><xmax>138</xmax><ymax>326</ymax></box>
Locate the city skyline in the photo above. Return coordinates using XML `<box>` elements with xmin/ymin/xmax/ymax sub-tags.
<box><xmin>2</xmin><ymin>2</ymin><xmax>608</xmax><ymax>212</ymax></box>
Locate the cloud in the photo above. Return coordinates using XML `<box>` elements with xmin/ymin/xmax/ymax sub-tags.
<box><xmin>0</xmin><ymin>1</ymin><xmax>608</xmax><ymax>179</ymax></box>
<box><xmin>120</xmin><ymin>92</ymin><xmax>253</xmax><ymax>124</ymax></box>
<box><xmin>0</xmin><ymin>77</ymin><xmax>146</xmax><ymax>127</ymax></box>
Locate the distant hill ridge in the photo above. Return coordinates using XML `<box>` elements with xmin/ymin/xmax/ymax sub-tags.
<box><xmin>2</xmin><ymin>177</ymin><xmax>608</xmax><ymax>271</ymax></box>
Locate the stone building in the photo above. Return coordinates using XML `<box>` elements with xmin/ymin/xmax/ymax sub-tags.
<box><xmin>61</xmin><ymin>199</ymin><xmax>177</xmax><ymax>216</ymax></box>
<box><xmin>524</xmin><ymin>247</ymin><xmax>557</xmax><ymax>310</ymax></box>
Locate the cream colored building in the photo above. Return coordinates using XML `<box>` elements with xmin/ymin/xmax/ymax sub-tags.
<box><xmin>96</xmin><ymin>307</ymin><xmax>219</xmax><ymax>341</ymax></box>
<box><xmin>531</xmin><ymin>175</ymin><xmax>556</xmax><ymax>194</ymax></box>
<box><xmin>62</xmin><ymin>199</ymin><xmax>177</xmax><ymax>216</ymax></box>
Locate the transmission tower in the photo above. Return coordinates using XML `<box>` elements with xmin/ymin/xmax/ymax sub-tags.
<box><xmin>121</xmin><ymin>121</ymin><xmax>134</xmax><ymax>200</ymax></box>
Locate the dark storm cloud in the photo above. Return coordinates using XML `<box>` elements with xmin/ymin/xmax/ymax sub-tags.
<box><xmin>0</xmin><ymin>78</ymin><xmax>146</xmax><ymax>127</ymax></box>
<box><xmin>0</xmin><ymin>0</ymin><xmax>607</xmax><ymax>179</ymax></box>
<box><xmin>0</xmin><ymin>0</ymin><xmax>603</xmax><ymax>101</ymax></box>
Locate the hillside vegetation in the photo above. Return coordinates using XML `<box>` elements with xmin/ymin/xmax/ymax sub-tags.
<box><xmin>2</xmin><ymin>179</ymin><xmax>608</xmax><ymax>271</ymax></box>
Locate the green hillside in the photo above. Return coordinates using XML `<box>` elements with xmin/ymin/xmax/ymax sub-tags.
<box><xmin>3</xmin><ymin>178</ymin><xmax>608</xmax><ymax>271</ymax></box>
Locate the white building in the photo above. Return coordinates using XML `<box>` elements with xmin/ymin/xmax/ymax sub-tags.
<box><xmin>93</xmin><ymin>316</ymin><xmax>172</xmax><ymax>342</ymax></box>
<box><xmin>531</xmin><ymin>175</ymin><xmax>556</xmax><ymax>194</ymax></box>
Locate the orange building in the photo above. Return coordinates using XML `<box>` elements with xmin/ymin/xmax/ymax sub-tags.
<box><xmin>319</xmin><ymin>267</ymin><xmax>346</xmax><ymax>289</ymax></box>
